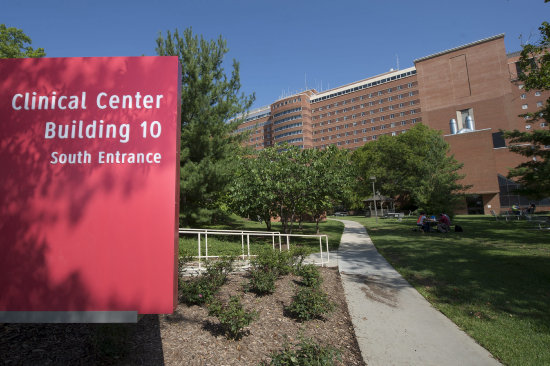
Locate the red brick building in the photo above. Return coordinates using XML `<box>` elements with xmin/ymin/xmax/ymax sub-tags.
<box><xmin>236</xmin><ymin>34</ymin><xmax>550</xmax><ymax>214</ymax></box>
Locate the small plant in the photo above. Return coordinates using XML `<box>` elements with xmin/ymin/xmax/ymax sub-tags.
<box><xmin>208</xmin><ymin>296</ymin><xmax>258</xmax><ymax>340</ymax></box>
<box><xmin>179</xmin><ymin>257</ymin><xmax>234</xmax><ymax>305</ymax></box>
<box><xmin>252</xmin><ymin>249</ymin><xmax>294</xmax><ymax>276</ymax></box>
<box><xmin>290</xmin><ymin>246</ymin><xmax>309</xmax><ymax>271</ymax></box>
<box><xmin>298</xmin><ymin>264</ymin><xmax>322</xmax><ymax>288</ymax></box>
<box><xmin>286</xmin><ymin>286</ymin><xmax>334</xmax><ymax>322</ymax></box>
<box><xmin>263</xmin><ymin>334</ymin><xmax>341</xmax><ymax>366</ymax></box>
<box><xmin>179</xmin><ymin>275</ymin><xmax>217</xmax><ymax>305</ymax></box>
<box><xmin>246</xmin><ymin>268</ymin><xmax>278</xmax><ymax>295</ymax></box>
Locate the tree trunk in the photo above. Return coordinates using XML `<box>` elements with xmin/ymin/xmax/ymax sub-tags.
<box><xmin>315</xmin><ymin>217</ymin><xmax>320</xmax><ymax>234</ymax></box>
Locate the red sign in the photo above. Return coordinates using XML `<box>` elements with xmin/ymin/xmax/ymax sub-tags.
<box><xmin>0</xmin><ymin>56</ymin><xmax>181</xmax><ymax>318</ymax></box>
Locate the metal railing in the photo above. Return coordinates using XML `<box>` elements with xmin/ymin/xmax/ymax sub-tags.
<box><xmin>178</xmin><ymin>228</ymin><xmax>330</xmax><ymax>270</ymax></box>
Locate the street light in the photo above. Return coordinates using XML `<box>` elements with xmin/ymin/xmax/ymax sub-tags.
<box><xmin>370</xmin><ymin>176</ymin><xmax>378</xmax><ymax>223</ymax></box>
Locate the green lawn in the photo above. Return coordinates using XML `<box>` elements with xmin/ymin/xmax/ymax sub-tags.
<box><xmin>346</xmin><ymin>215</ymin><xmax>550</xmax><ymax>366</ymax></box>
<box><xmin>179</xmin><ymin>215</ymin><xmax>344</xmax><ymax>258</ymax></box>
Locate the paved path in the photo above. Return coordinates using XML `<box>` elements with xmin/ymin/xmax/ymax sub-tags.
<box><xmin>334</xmin><ymin>219</ymin><xmax>501</xmax><ymax>366</ymax></box>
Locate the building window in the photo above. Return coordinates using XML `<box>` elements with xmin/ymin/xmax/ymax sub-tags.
<box><xmin>537</xmin><ymin>101</ymin><xmax>543</xmax><ymax>107</ymax></box>
<box><xmin>520</xmin><ymin>94</ymin><xmax>526</xmax><ymax>99</ymax></box>
<box><xmin>522</xmin><ymin>104</ymin><xmax>528</xmax><ymax>109</ymax></box>
<box><xmin>390</xmin><ymin>114</ymin><xmax>395</xmax><ymax>119</ymax></box>
<box><xmin>391</xmin><ymin>132</ymin><xmax>397</xmax><ymax>136</ymax></box>
<box><xmin>518</xmin><ymin>84</ymin><xmax>524</xmax><ymax>89</ymax></box>
<box><xmin>408</xmin><ymin>82</ymin><xmax>413</xmax><ymax>88</ymax></box>
<box><xmin>401</xmin><ymin>121</ymin><xmax>406</xmax><ymax>125</ymax></box>
<box><xmin>541</xmin><ymin>122</ymin><xmax>548</xmax><ymax>127</ymax></box>
<box><xmin>535</xmin><ymin>91</ymin><xmax>541</xmax><ymax>96</ymax></box>
<box><xmin>378</xmin><ymin>91</ymin><xmax>383</xmax><ymax>96</ymax></box>
<box><xmin>526</xmin><ymin>125</ymin><xmax>532</xmax><ymax>130</ymax></box>
<box><xmin>380</xmin><ymin>116</ymin><xmax>385</xmax><ymax>121</ymax></box>
<box><xmin>372</xmin><ymin>135</ymin><xmax>377</xmax><ymax>140</ymax></box>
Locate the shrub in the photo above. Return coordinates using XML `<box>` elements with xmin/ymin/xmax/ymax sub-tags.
<box><xmin>179</xmin><ymin>275</ymin><xmax>217</xmax><ymax>305</ymax></box>
<box><xmin>252</xmin><ymin>249</ymin><xmax>294</xmax><ymax>276</ymax></box>
<box><xmin>290</xmin><ymin>246</ymin><xmax>309</xmax><ymax>272</ymax></box>
<box><xmin>246</xmin><ymin>268</ymin><xmax>277</xmax><ymax>295</ymax></box>
<box><xmin>263</xmin><ymin>335</ymin><xmax>341</xmax><ymax>366</ymax></box>
<box><xmin>286</xmin><ymin>286</ymin><xmax>334</xmax><ymax>322</ymax></box>
<box><xmin>208</xmin><ymin>296</ymin><xmax>258</xmax><ymax>340</ymax></box>
<box><xmin>179</xmin><ymin>257</ymin><xmax>234</xmax><ymax>305</ymax></box>
<box><xmin>297</xmin><ymin>264</ymin><xmax>322</xmax><ymax>288</ymax></box>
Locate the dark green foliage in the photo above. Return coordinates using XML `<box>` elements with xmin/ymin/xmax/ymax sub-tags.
<box><xmin>0</xmin><ymin>24</ymin><xmax>45</xmax><ymax>58</ymax></box>
<box><xmin>297</xmin><ymin>264</ymin><xmax>322</xmax><ymax>288</ymax></box>
<box><xmin>352</xmin><ymin>124</ymin><xmax>468</xmax><ymax>214</ymax></box>
<box><xmin>246</xmin><ymin>268</ymin><xmax>277</xmax><ymax>295</ymax></box>
<box><xmin>263</xmin><ymin>335</ymin><xmax>341</xmax><ymax>366</ymax></box>
<box><xmin>179</xmin><ymin>275</ymin><xmax>218</xmax><ymax>305</ymax></box>
<box><xmin>290</xmin><ymin>246</ymin><xmax>309</xmax><ymax>272</ymax></box>
<box><xmin>286</xmin><ymin>286</ymin><xmax>334</xmax><ymax>322</ymax></box>
<box><xmin>156</xmin><ymin>28</ymin><xmax>254</xmax><ymax>225</ymax></box>
<box><xmin>207</xmin><ymin>296</ymin><xmax>258</xmax><ymax>340</ymax></box>
<box><xmin>502</xmin><ymin>16</ymin><xmax>550</xmax><ymax>198</ymax></box>
<box><xmin>229</xmin><ymin>145</ymin><xmax>353</xmax><ymax>233</ymax></box>
<box><xmin>252</xmin><ymin>249</ymin><xmax>295</xmax><ymax>276</ymax></box>
<box><xmin>179</xmin><ymin>258</ymin><xmax>233</xmax><ymax>305</ymax></box>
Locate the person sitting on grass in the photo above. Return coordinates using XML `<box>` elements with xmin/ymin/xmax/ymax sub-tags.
<box><xmin>416</xmin><ymin>212</ymin><xmax>430</xmax><ymax>233</ymax></box>
<box><xmin>437</xmin><ymin>213</ymin><xmax>451</xmax><ymax>233</ymax></box>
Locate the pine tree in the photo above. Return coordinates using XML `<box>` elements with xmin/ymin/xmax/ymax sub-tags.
<box><xmin>503</xmin><ymin>17</ymin><xmax>550</xmax><ymax>199</ymax></box>
<box><xmin>0</xmin><ymin>24</ymin><xmax>45</xmax><ymax>58</ymax></box>
<box><xmin>156</xmin><ymin>28</ymin><xmax>254</xmax><ymax>225</ymax></box>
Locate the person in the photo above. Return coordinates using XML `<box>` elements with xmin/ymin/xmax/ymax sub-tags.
<box><xmin>437</xmin><ymin>213</ymin><xmax>451</xmax><ymax>233</ymax></box>
<box><xmin>529</xmin><ymin>203</ymin><xmax>536</xmax><ymax>214</ymax></box>
<box><xmin>512</xmin><ymin>204</ymin><xmax>520</xmax><ymax>215</ymax></box>
<box><xmin>416</xmin><ymin>212</ymin><xmax>430</xmax><ymax>233</ymax></box>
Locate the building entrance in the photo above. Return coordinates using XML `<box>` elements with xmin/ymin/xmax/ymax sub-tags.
<box><xmin>466</xmin><ymin>194</ymin><xmax>484</xmax><ymax>215</ymax></box>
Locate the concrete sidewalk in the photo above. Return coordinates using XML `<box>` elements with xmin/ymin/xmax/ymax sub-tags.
<box><xmin>335</xmin><ymin>219</ymin><xmax>501</xmax><ymax>366</ymax></box>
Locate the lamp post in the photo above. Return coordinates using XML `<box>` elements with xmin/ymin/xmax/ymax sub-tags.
<box><xmin>370</xmin><ymin>176</ymin><xmax>378</xmax><ymax>223</ymax></box>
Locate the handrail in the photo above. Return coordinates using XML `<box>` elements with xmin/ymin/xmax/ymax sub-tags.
<box><xmin>178</xmin><ymin>229</ymin><xmax>329</xmax><ymax>270</ymax></box>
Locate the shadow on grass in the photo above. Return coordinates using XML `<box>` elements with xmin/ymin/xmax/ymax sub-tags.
<box><xmin>354</xmin><ymin>216</ymin><xmax>550</xmax><ymax>335</ymax></box>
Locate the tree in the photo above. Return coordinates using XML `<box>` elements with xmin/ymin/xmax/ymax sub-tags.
<box><xmin>0</xmin><ymin>24</ymin><xmax>45</xmax><ymax>58</ymax></box>
<box><xmin>230</xmin><ymin>145</ymin><xmax>352</xmax><ymax>233</ymax></box>
<box><xmin>352</xmin><ymin>124</ymin><xmax>467</xmax><ymax>215</ymax></box>
<box><xmin>301</xmin><ymin>146</ymin><xmax>352</xmax><ymax>233</ymax></box>
<box><xmin>156</xmin><ymin>28</ymin><xmax>254</xmax><ymax>225</ymax></box>
<box><xmin>502</xmin><ymin>16</ymin><xmax>550</xmax><ymax>199</ymax></box>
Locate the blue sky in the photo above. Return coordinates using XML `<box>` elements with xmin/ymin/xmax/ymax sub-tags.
<box><xmin>3</xmin><ymin>0</ymin><xmax>549</xmax><ymax>108</ymax></box>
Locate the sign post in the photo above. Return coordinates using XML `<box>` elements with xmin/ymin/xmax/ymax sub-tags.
<box><xmin>0</xmin><ymin>56</ymin><xmax>181</xmax><ymax>322</ymax></box>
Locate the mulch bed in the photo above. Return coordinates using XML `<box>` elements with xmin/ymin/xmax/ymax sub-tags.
<box><xmin>0</xmin><ymin>267</ymin><xmax>364</xmax><ymax>365</ymax></box>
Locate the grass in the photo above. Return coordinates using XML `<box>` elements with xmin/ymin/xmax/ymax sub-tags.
<box><xmin>346</xmin><ymin>214</ymin><xmax>550</xmax><ymax>366</ymax></box>
<box><xmin>179</xmin><ymin>215</ymin><xmax>344</xmax><ymax>259</ymax></box>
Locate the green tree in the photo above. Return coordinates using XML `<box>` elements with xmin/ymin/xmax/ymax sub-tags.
<box><xmin>230</xmin><ymin>145</ymin><xmax>351</xmax><ymax>233</ymax></box>
<box><xmin>156</xmin><ymin>28</ymin><xmax>254</xmax><ymax>225</ymax></box>
<box><xmin>0</xmin><ymin>24</ymin><xmax>45</xmax><ymax>58</ymax></box>
<box><xmin>302</xmin><ymin>146</ymin><xmax>352</xmax><ymax>233</ymax></box>
<box><xmin>352</xmin><ymin>124</ymin><xmax>467</xmax><ymax>215</ymax></box>
<box><xmin>503</xmin><ymin>16</ymin><xmax>550</xmax><ymax>199</ymax></box>
<box><xmin>229</xmin><ymin>149</ymin><xmax>278</xmax><ymax>230</ymax></box>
